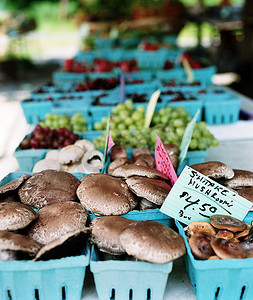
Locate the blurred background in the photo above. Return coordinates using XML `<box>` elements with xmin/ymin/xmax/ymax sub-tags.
<box><xmin>0</xmin><ymin>0</ymin><xmax>249</xmax><ymax>91</ymax></box>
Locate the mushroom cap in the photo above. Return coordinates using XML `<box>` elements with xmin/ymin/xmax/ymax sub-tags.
<box><xmin>189</xmin><ymin>232</ymin><xmax>215</xmax><ymax>260</ymax></box>
<box><xmin>111</xmin><ymin>164</ymin><xmax>169</xmax><ymax>181</ymax></box>
<box><xmin>58</xmin><ymin>145</ymin><xmax>84</xmax><ymax>165</ymax></box>
<box><xmin>125</xmin><ymin>176</ymin><xmax>171</xmax><ymax>205</ymax></box>
<box><xmin>164</xmin><ymin>143</ymin><xmax>180</xmax><ymax>156</ymax></box>
<box><xmin>190</xmin><ymin>161</ymin><xmax>234</xmax><ymax>179</ymax></box>
<box><xmin>132</xmin><ymin>148</ymin><xmax>152</xmax><ymax>160</ymax></box>
<box><xmin>45</xmin><ymin>150</ymin><xmax>60</xmax><ymax>161</ymax></box>
<box><xmin>0</xmin><ymin>231</ymin><xmax>42</xmax><ymax>256</ymax></box>
<box><xmin>215</xmin><ymin>230</ymin><xmax>234</xmax><ymax>240</ymax></box>
<box><xmin>186</xmin><ymin>221</ymin><xmax>216</xmax><ymax>236</ymax></box>
<box><xmin>32</xmin><ymin>158</ymin><xmax>61</xmax><ymax>172</ymax></box>
<box><xmin>210</xmin><ymin>215</ymin><xmax>247</xmax><ymax>232</ymax></box>
<box><xmin>223</xmin><ymin>169</ymin><xmax>253</xmax><ymax>188</ymax></box>
<box><xmin>119</xmin><ymin>220</ymin><xmax>186</xmax><ymax>264</ymax></box>
<box><xmin>18</xmin><ymin>170</ymin><xmax>80</xmax><ymax>209</ymax></box>
<box><xmin>76</xmin><ymin>174</ymin><xmax>138</xmax><ymax>216</ymax></box>
<box><xmin>74</xmin><ymin>139</ymin><xmax>95</xmax><ymax>152</ymax></box>
<box><xmin>34</xmin><ymin>229</ymin><xmax>88</xmax><ymax>261</ymax></box>
<box><xmin>90</xmin><ymin>216</ymin><xmax>134</xmax><ymax>255</ymax></box>
<box><xmin>107</xmin><ymin>157</ymin><xmax>130</xmax><ymax>174</ymax></box>
<box><xmin>210</xmin><ymin>238</ymin><xmax>246</xmax><ymax>259</ymax></box>
<box><xmin>110</xmin><ymin>145</ymin><xmax>127</xmax><ymax>161</ymax></box>
<box><xmin>0</xmin><ymin>174</ymin><xmax>30</xmax><ymax>196</ymax></box>
<box><xmin>27</xmin><ymin>201</ymin><xmax>88</xmax><ymax>245</ymax></box>
<box><xmin>133</xmin><ymin>154</ymin><xmax>155</xmax><ymax>168</ymax></box>
<box><xmin>0</xmin><ymin>202</ymin><xmax>38</xmax><ymax>231</ymax></box>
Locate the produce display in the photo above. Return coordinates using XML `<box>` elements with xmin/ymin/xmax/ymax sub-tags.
<box><xmin>185</xmin><ymin>215</ymin><xmax>253</xmax><ymax>260</ymax></box>
<box><xmin>39</xmin><ymin>112</ymin><xmax>88</xmax><ymax>132</ymax></box>
<box><xmin>92</xmin><ymin>100</ymin><xmax>219</xmax><ymax>150</ymax></box>
<box><xmin>19</xmin><ymin>124</ymin><xmax>79</xmax><ymax>149</ymax></box>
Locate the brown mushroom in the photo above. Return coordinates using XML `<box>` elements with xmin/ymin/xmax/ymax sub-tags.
<box><xmin>90</xmin><ymin>216</ymin><xmax>134</xmax><ymax>255</ymax></box>
<box><xmin>111</xmin><ymin>164</ymin><xmax>169</xmax><ymax>181</ymax></box>
<box><xmin>133</xmin><ymin>154</ymin><xmax>156</xmax><ymax>168</ymax></box>
<box><xmin>0</xmin><ymin>202</ymin><xmax>38</xmax><ymax>231</ymax></box>
<box><xmin>132</xmin><ymin>148</ymin><xmax>152</xmax><ymax>161</ymax></box>
<box><xmin>0</xmin><ymin>174</ymin><xmax>30</xmax><ymax>196</ymax></box>
<box><xmin>34</xmin><ymin>229</ymin><xmax>88</xmax><ymax>261</ymax></box>
<box><xmin>190</xmin><ymin>161</ymin><xmax>234</xmax><ymax>180</ymax></box>
<box><xmin>120</xmin><ymin>220</ymin><xmax>186</xmax><ymax>264</ymax></box>
<box><xmin>110</xmin><ymin>145</ymin><xmax>127</xmax><ymax>161</ymax></box>
<box><xmin>215</xmin><ymin>230</ymin><xmax>234</xmax><ymax>240</ymax></box>
<box><xmin>18</xmin><ymin>170</ymin><xmax>80</xmax><ymax>209</ymax></box>
<box><xmin>188</xmin><ymin>232</ymin><xmax>215</xmax><ymax>260</ymax></box>
<box><xmin>107</xmin><ymin>157</ymin><xmax>130</xmax><ymax>174</ymax></box>
<box><xmin>125</xmin><ymin>176</ymin><xmax>171</xmax><ymax>206</ymax></box>
<box><xmin>185</xmin><ymin>221</ymin><xmax>216</xmax><ymax>236</ymax></box>
<box><xmin>164</xmin><ymin>143</ymin><xmax>180</xmax><ymax>156</ymax></box>
<box><xmin>210</xmin><ymin>215</ymin><xmax>247</xmax><ymax>232</ymax></box>
<box><xmin>27</xmin><ymin>201</ymin><xmax>88</xmax><ymax>245</ymax></box>
<box><xmin>223</xmin><ymin>170</ymin><xmax>253</xmax><ymax>188</ymax></box>
<box><xmin>76</xmin><ymin>174</ymin><xmax>138</xmax><ymax>216</ymax></box>
<box><xmin>210</xmin><ymin>238</ymin><xmax>246</xmax><ymax>259</ymax></box>
<box><xmin>0</xmin><ymin>231</ymin><xmax>42</xmax><ymax>259</ymax></box>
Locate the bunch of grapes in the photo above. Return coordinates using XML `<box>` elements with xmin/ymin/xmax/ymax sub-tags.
<box><xmin>20</xmin><ymin>124</ymin><xmax>79</xmax><ymax>150</ymax></box>
<box><xmin>39</xmin><ymin>113</ymin><xmax>88</xmax><ymax>132</ymax></box>
<box><xmin>93</xmin><ymin>99</ymin><xmax>145</xmax><ymax>133</ymax></box>
<box><xmin>92</xmin><ymin>101</ymin><xmax>219</xmax><ymax>151</ymax></box>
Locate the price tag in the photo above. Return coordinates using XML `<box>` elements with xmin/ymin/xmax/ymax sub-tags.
<box><xmin>155</xmin><ymin>135</ymin><xmax>177</xmax><ymax>186</ymax></box>
<box><xmin>178</xmin><ymin>109</ymin><xmax>200</xmax><ymax>166</ymax></box>
<box><xmin>160</xmin><ymin>166</ymin><xmax>252</xmax><ymax>225</ymax></box>
<box><xmin>107</xmin><ymin>132</ymin><xmax>115</xmax><ymax>154</ymax></box>
<box><xmin>144</xmin><ymin>89</ymin><xmax>161</xmax><ymax>129</ymax></box>
<box><xmin>120</xmin><ymin>69</ymin><xmax>125</xmax><ymax>103</ymax></box>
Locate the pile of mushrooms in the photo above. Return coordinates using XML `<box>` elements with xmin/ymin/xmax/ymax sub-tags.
<box><xmin>32</xmin><ymin>139</ymin><xmax>104</xmax><ymax>174</ymax></box>
<box><xmin>0</xmin><ymin>170</ymin><xmax>88</xmax><ymax>261</ymax></box>
<box><xmin>185</xmin><ymin>215</ymin><xmax>253</xmax><ymax>260</ymax></box>
<box><xmin>77</xmin><ymin>165</ymin><xmax>172</xmax><ymax>215</ymax></box>
<box><xmin>190</xmin><ymin>161</ymin><xmax>253</xmax><ymax>209</ymax></box>
<box><xmin>90</xmin><ymin>215</ymin><xmax>186</xmax><ymax>264</ymax></box>
<box><xmin>107</xmin><ymin>144</ymin><xmax>179</xmax><ymax>174</ymax></box>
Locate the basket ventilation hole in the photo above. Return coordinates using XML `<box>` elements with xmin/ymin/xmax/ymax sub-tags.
<box><xmin>62</xmin><ymin>286</ymin><xmax>66</xmax><ymax>300</ymax></box>
<box><xmin>213</xmin><ymin>115</ymin><xmax>216</xmax><ymax>124</ymax></box>
<box><xmin>147</xmin><ymin>288</ymin><xmax>151</xmax><ymax>300</ymax></box>
<box><xmin>110</xmin><ymin>288</ymin><xmax>115</xmax><ymax>300</ymax></box>
<box><xmin>215</xmin><ymin>287</ymin><xmax>220</xmax><ymax>299</ymax></box>
<box><xmin>7</xmin><ymin>290</ymin><xmax>12</xmax><ymax>300</ymax></box>
<box><xmin>240</xmin><ymin>286</ymin><xmax>246</xmax><ymax>299</ymax></box>
<box><xmin>34</xmin><ymin>289</ymin><xmax>39</xmax><ymax>300</ymax></box>
<box><xmin>221</xmin><ymin>115</ymin><xmax>225</xmax><ymax>123</ymax></box>
<box><xmin>129</xmin><ymin>289</ymin><xmax>133</xmax><ymax>300</ymax></box>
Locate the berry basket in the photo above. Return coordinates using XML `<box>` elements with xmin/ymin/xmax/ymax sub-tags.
<box><xmin>135</xmin><ymin>49</ymin><xmax>170</xmax><ymax>70</ymax></box>
<box><xmin>203</xmin><ymin>97</ymin><xmax>242</xmax><ymax>125</ymax></box>
<box><xmin>21</xmin><ymin>100</ymin><xmax>54</xmax><ymax>124</ymax></box>
<box><xmin>90</xmin><ymin>245</ymin><xmax>173</xmax><ymax>300</ymax></box>
<box><xmin>176</xmin><ymin>220</ymin><xmax>253</xmax><ymax>300</ymax></box>
<box><xmin>0</xmin><ymin>172</ymin><xmax>90</xmax><ymax>300</ymax></box>
<box><xmin>14</xmin><ymin>148</ymin><xmax>50</xmax><ymax>172</ymax></box>
<box><xmin>177</xmin><ymin>150</ymin><xmax>208</xmax><ymax>175</ymax></box>
<box><xmin>52</xmin><ymin>71</ymin><xmax>86</xmax><ymax>85</ymax></box>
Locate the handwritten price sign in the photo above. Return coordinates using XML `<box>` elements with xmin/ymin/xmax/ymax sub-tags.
<box><xmin>155</xmin><ymin>135</ymin><xmax>177</xmax><ymax>186</ymax></box>
<box><xmin>160</xmin><ymin>166</ymin><xmax>252</xmax><ymax>225</ymax></box>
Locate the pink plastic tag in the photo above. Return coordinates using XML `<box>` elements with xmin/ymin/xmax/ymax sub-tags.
<box><xmin>155</xmin><ymin>135</ymin><xmax>178</xmax><ymax>186</ymax></box>
<box><xmin>107</xmin><ymin>131</ymin><xmax>115</xmax><ymax>154</ymax></box>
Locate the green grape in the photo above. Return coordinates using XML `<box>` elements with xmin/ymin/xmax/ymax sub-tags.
<box><xmin>211</xmin><ymin>138</ymin><xmax>219</xmax><ymax>147</ymax></box>
<box><xmin>189</xmin><ymin>139</ymin><xmax>198</xmax><ymax>150</ymax></box>
<box><xmin>94</xmin><ymin>122</ymin><xmax>103</xmax><ymax>131</ymax></box>
<box><xmin>102</xmin><ymin>117</ymin><xmax>108</xmax><ymax>125</ymax></box>
<box><xmin>173</xmin><ymin>119</ymin><xmax>184</xmax><ymax>128</ymax></box>
<box><xmin>119</xmin><ymin>110</ymin><xmax>129</xmax><ymax>119</ymax></box>
<box><xmin>117</xmin><ymin>123</ymin><xmax>126</xmax><ymax>131</ymax></box>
